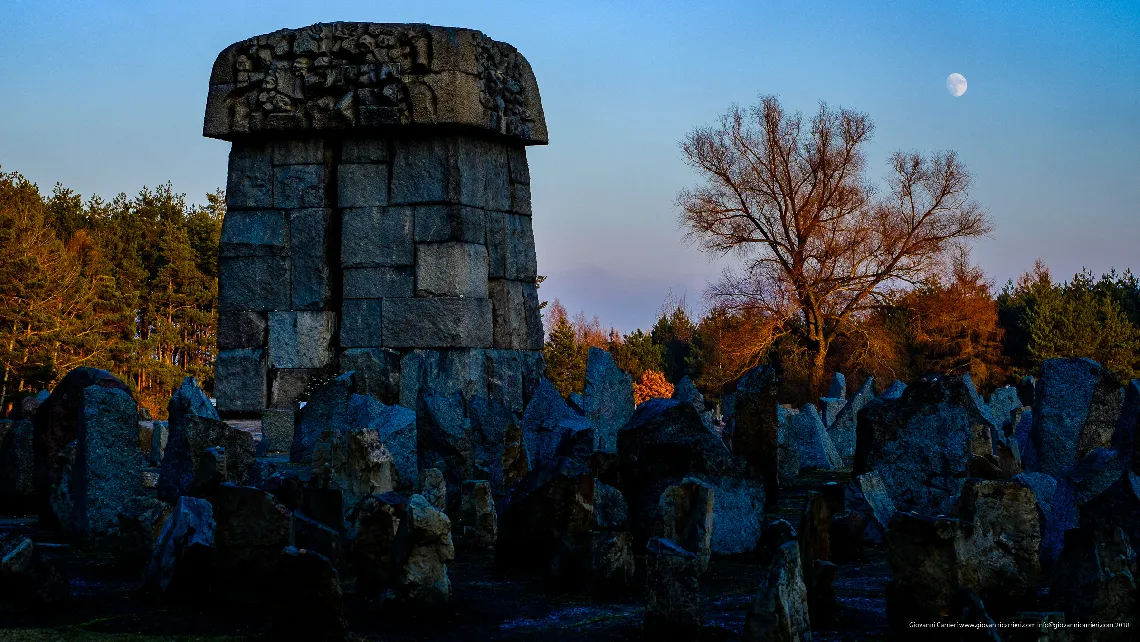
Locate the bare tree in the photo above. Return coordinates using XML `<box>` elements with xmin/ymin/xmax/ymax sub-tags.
<box><xmin>678</xmin><ymin>95</ymin><xmax>991</xmax><ymax>392</ymax></box>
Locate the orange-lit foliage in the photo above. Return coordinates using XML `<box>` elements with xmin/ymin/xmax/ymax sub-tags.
<box><xmin>897</xmin><ymin>254</ymin><xmax>1005</xmax><ymax>389</ymax></box>
<box><xmin>633</xmin><ymin>369</ymin><xmax>674</xmax><ymax>405</ymax></box>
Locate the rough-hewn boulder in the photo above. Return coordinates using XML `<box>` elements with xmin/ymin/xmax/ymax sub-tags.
<box><xmin>854</xmin><ymin>374</ymin><xmax>996</xmax><ymax>516</ymax></box>
<box><xmin>32</xmin><ymin>368</ymin><xmax>133</xmax><ymax>517</ymax></box>
<box><xmin>144</xmin><ymin>496</ymin><xmax>215</xmax><ymax>593</ymax></box>
<box><xmin>158</xmin><ymin>378</ymin><xmax>255</xmax><ymax>502</ymax></box>
<box><xmin>779</xmin><ymin>403</ymin><xmax>842</xmax><ymax>471</ymax></box>
<box><xmin>644</xmin><ymin>537</ymin><xmax>701</xmax><ymax>640</ymax></box>
<box><xmin>827</xmin><ymin>372</ymin><xmax>846</xmax><ymax>400</ymax></box>
<box><xmin>272</xmin><ymin>547</ymin><xmax>346</xmax><ymax>642</ymax></box>
<box><xmin>820</xmin><ymin>396</ymin><xmax>846</xmax><ymax>430</ymax></box>
<box><xmin>467</xmin><ymin>396</ymin><xmax>517</xmax><ymax>501</ymax></box>
<box><xmin>1030</xmin><ymin>358</ymin><xmax>1124</xmax><ymax>479</ymax></box>
<box><xmin>732</xmin><ymin>365</ymin><xmax>780</xmax><ymax>508</ymax></box>
<box><xmin>617</xmin><ymin>398</ymin><xmax>764</xmax><ymax>555</ymax></box>
<box><xmin>75</xmin><ymin>386</ymin><xmax>142</xmax><ymax>543</ymax></box>
<box><xmin>418</xmin><ymin>391</ymin><xmax>473</xmax><ymax>512</ymax></box>
<box><xmin>846</xmin><ymin>471</ymin><xmax>896</xmax><ymax>542</ymax></box>
<box><xmin>885</xmin><ymin>512</ymin><xmax>960</xmax><ymax>631</ymax></box>
<box><xmin>879</xmin><ymin>380</ymin><xmax>906</xmax><ymax>400</ymax></box>
<box><xmin>988</xmin><ymin>386</ymin><xmax>1022</xmax><ymax>435</ymax></box>
<box><xmin>495</xmin><ymin>457</ymin><xmax>594</xmax><ymax>583</ymax></box>
<box><xmin>210</xmin><ymin>484</ymin><xmax>291</xmax><ymax>602</ymax></box>
<box><xmin>117</xmin><ymin>498</ymin><xmax>173</xmax><ymax>570</ymax></box>
<box><xmin>829</xmin><ymin>376</ymin><xmax>874</xmax><ymax>458</ymax></box>
<box><xmin>583</xmin><ymin>347</ymin><xmax>633</xmax><ymax>453</ymax></box>
<box><xmin>776</xmin><ymin>426</ymin><xmax>799</xmax><ymax>487</ymax></box>
<box><xmin>401</xmin><ymin>493</ymin><xmax>455</xmax><ymax>605</ymax></box>
<box><xmin>520</xmin><ymin>378</ymin><xmax>573</xmax><ymax>472</ymax></box>
<box><xmin>743</xmin><ymin>541</ymin><xmax>811</xmax><ymax>642</ymax></box>
<box><xmin>658</xmin><ymin>477</ymin><xmax>714</xmax><ymax>573</ymax></box>
<box><xmin>345</xmin><ymin>395</ymin><xmax>417</xmax><ymax>493</ymax></box>
<box><xmin>310</xmin><ymin>402</ymin><xmax>397</xmax><ymax>519</ymax></box>
<box><xmin>594</xmin><ymin>480</ymin><xmax>629</xmax><ymax>530</ymax></box>
<box><xmin>419</xmin><ymin>467</ymin><xmax>446</xmax><ymax>511</ymax></box>
<box><xmin>1120</xmin><ymin>379</ymin><xmax>1140</xmax><ymax>474</ymax></box>
<box><xmin>0</xmin><ymin>534</ymin><xmax>69</xmax><ymax>608</ymax></box>
<box><xmin>590</xmin><ymin>531</ymin><xmax>635</xmax><ymax>593</ymax></box>
<box><xmin>291</xmin><ymin>372</ymin><xmax>354</xmax><ymax>463</ymax></box>
<box><xmin>887</xmin><ymin>481</ymin><xmax>1042</xmax><ymax>630</ymax></box>
<box><xmin>1050</xmin><ymin>526</ymin><xmax>1137</xmax><ymax>636</ymax></box>
<box><xmin>1041</xmin><ymin>449</ymin><xmax>1129</xmax><ymax>569</ymax></box>
<box><xmin>350</xmin><ymin>492</ymin><xmax>409</xmax><ymax>595</ymax></box>
<box><xmin>954</xmin><ymin>479</ymin><xmax>1042</xmax><ymax>612</ymax></box>
<box><xmin>457</xmin><ymin>479</ymin><xmax>496</xmax><ymax>550</ymax></box>
<box><xmin>1078</xmin><ymin>469</ymin><xmax>1140</xmax><ymax>558</ymax></box>
<box><xmin>800</xmin><ymin>491</ymin><xmax>835</xmax><ymax>627</ymax></box>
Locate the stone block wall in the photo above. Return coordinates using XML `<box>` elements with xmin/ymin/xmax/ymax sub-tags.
<box><xmin>208</xmin><ymin>23</ymin><xmax>548</xmax><ymax>418</ymax></box>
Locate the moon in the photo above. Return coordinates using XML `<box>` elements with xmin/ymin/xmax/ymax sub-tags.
<box><xmin>946</xmin><ymin>73</ymin><xmax>967</xmax><ymax>97</ymax></box>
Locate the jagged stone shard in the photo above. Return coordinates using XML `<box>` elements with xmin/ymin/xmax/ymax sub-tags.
<box><xmin>204</xmin><ymin>23</ymin><xmax>548</xmax><ymax>144</ymax></box>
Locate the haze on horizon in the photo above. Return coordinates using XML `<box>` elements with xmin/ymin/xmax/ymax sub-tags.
<box><xmin>1</xmin><ymin>0</ymin><xmax>1137</xmax><ymax>334</ymax></box>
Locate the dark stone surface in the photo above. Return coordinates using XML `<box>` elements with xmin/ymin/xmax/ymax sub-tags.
<box><xmin>419</xmin><ymin>393</ymin><xmax>473</xmax><ymax>514</ymax></box>
<box><xmin>272</xmin><ymin>547</ymin><xmax>346</xmax><ymax>642</ymax></box>
<box><xmin>854</xmin><ymin>374</ymin><xmax>995</xmax><ymax>516</ymax></box>
<box><xmin>143</xmin><ymin>496</ymin><xmax>214</xmax><ymax>594</ymax></box>
<box><xmin>731</xmin><ymin>365</ymin><xmax>779</xmax><ymax>509</ymax></box>
<box><xmin>217</xmin><ymin>310</ymin><xmax>268</xmax><ymax>350</ymax></box>
<box><xmin>210</xmin><ymin>484</ymin><xmax>291</xmax><ymax>603</ymax></box>
<box><xmin>214</xmin><ymin>348</ymin><xmax>268</xmax><ymax>413</ymax></box>
<box><xmin>828</xmin><ymin>376</ymin><xmax>874</xmax><ymax>458</ymax></box>
<box><xmin>75</xmin><ymin>386</ymin><xmax>141</xmax><ymax>542</ymax></box>
<box><xmin>594</xmin><ymin>480</ymin><xmax>629</xmax><ymax>530</ymax></box>
<box><xmin>381</xmin><ymin>297</ymin><xmax>493</xmax><ymax>348</ymax></box>
<box><xmin>466</xmin><ymin>396</ymin><xmax>515</xmax><ymax>501</ymax></box>
<box><xmin>520</xmin><ymin>379</ymin><xmax>574</xmax><ymax>472</ymax></box>
<box><xmin>779</xmin><ymin>403</ymin><xmax>841</xmax><ymax>471</ymax></box>
<box><xmin>1031</xmin><ymin>357</ymin><xmax>1123</xmax><ymax>479</ymax></box>
<box><xmin>117</xmin><ymin>497</ymin><xmax>173</xmax><ymax>571</ymax></box>
<box><xmin>32</xmin><ymin>368</ymin><xmax>133</xmax><ymax>516</ymax></box>
<box><xmin>291</xmin><ymin>372</ymin><xmax>354</xmax><ymax>464</ymax></box>
<box><xmin>351</xmin><ymin>491</ymin><xmax>410</xmax><ymax>596</ymax></box>
<box><xmin>743</xmin><ymin>541</ymin><xmax>810</xmax><ymax>642</ymax></box>
<box><xmin>644</xmin><ymin>537</ymin><xmax>701</xmax><ymax>640</ymax></box>
<box><xmin>495</xmin><ymin>457</ymin><xmax>594</xmax><ymax>584</ymax></box>
<box><xmin>885</xmin><ymin>512</ymin><xmax>960</xmax><ymax>632</ymax></box>
<box><xmin>158</xmin><ymin>378</ymin><xmax>256</xmax><ymax>502</ymax></box>
<box><xmin>617</xmin><ymin>398</ymin><xmax>764</xmax><ymax>555</ymax></box>
<box><xmin>827</xmin><ymin>373</ymin><xmax>846</xmax><ymax>400</ymax></box>
<box><xmin>583</xmin><ymin>347</ymin><xmax>634</xmax><ymax>454</ymax></box>
<box><xmin>1050</xmin><ymin>526</ymin><xmax>1137</xmax><ymax>635</ymax></box>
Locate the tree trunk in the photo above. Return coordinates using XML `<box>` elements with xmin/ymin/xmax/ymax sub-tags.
<box><xmin>810</xmin><ymin>340</ymin><xmax>829</xmax><ymax>398</ymax></box>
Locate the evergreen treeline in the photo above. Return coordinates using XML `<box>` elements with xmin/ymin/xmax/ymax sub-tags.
<box><xmin>545</xmin><ymin>257</ymin><xmax>1140</xmax><ymax>405</ymax></box>
<box><xmin>3</xmin><ymin>166</ymin><xmax>1137</xmax><ymax>416</ymax></box>
<box><xmin>0</xmin><ymin>169</ymin><xmax>223</xmax><ymax>418</ymax></box>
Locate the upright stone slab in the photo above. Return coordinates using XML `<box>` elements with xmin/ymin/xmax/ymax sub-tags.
<box><xmin>829</xmin><ymin>376</ymin><xmax>874</xmax><ymax>459</ymax></box>
<box><xmin>583</xmin><ymin>347</ymin><xmax>634</xmax><ymax>453</ymax></box>
<box><xmin>827</xmin><ymin>372</ymin><xmax>846</xmax><ymax>400</ymax></box>
<box><xmin>732</xmin><ymin>365</ymin><xmax>780</xmax><ymax>508</ymax></box>
<box><xmin>1030</xmin><ymin>358</ymin><xmax>1123</xmax><ymax>479</ymax></box>
<box><xmin>32</xmin><ymin>367</ymin><xmax>134</xmax><ymax>513</ymax></box>
<box><xmin>75</xmin><ymin>386</ymin><xmax>141</xmax><ymax>542</ymax></box>
<box><xmin>644</xmin><ymin>537</ymin><xmax>702</xmax><ymax>639</ymax></box>
<box><xmin>205</xmin><ymin>23</ymin><xmax>547</xmax><ymax>419</ymax></box>
<box><xmin>658</xmin><ymin>477</ymin><xmax>714</xmax><ymax>572</ymax></box>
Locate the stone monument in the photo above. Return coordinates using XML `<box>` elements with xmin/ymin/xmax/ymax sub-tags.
<box><xmin>205</xmin><ymin>23</ymin><xmax>547</xmax><ymax>419</ymax></box>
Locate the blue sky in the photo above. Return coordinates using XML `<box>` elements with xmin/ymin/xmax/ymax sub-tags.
<box><xmin>2</xmin><ymin>1</ymin><xmax>1138</xmax><ymax>333</ymax></box>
